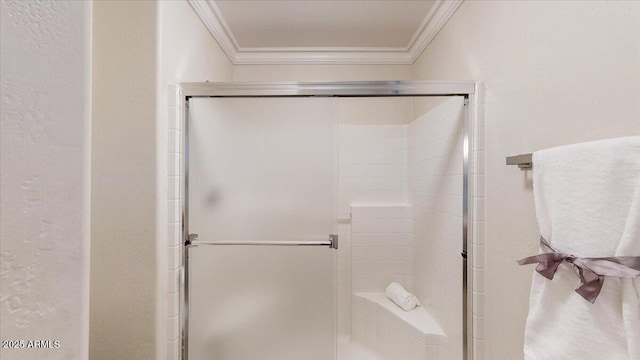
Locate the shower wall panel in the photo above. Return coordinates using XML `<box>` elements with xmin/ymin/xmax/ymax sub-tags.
<box><xmin>409</xmin><ymin>97</ymin><xmax>465</xmax><ymax>359</ymax></box>
<box><xmin>338</xmin><ymin>124</ymin><xmax>409</xmax><ymax>217</ymax></box>
<box><xmin>336</xmin><ymin>97</ymin><xmax>413</xmax><ymax>340</ymax></box>
<box><xmin>337</xmin><ymin>123</ymin><xmax>411</xmax><ymax>339</ymax></box>
<box><xmin>350</xmin><ymin>204</ymin><xmax>414</xmax><ymax>293</ymax></box>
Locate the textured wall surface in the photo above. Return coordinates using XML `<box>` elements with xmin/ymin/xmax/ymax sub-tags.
<box><xmin>0</xmin><ymin>1</ymin><xmax>91</xmax><ymax>359</ymax></box>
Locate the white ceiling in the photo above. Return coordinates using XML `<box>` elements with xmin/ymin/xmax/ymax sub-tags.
<box><xmin>215</xmin><ymin>1</ymin><xmax>435</xmax><ymax>49</ymax></box>
<box><xmin>188</xmin><ymin>0</ymin><xmax>464</xmax><ymax>64</ymax></box>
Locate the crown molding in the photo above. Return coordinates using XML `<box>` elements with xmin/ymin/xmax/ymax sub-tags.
<box><xmin>188</xmin><ymin>0</ymin><xmax>463</xmax><ymax>65</ymax></box>
<box><xmin>187</xmin><ymin>0</ymin><xmax>238</xmax><ymax>62</ymax></box>
<box><xmin>233</xmin><ymin>50</ymin><xmax>415</xmax><ymax>65</ymax></box>
<box><xmin>407</xmin><ymin>0</ymin><xmax>464</xmax><ymax>62</ymax></box>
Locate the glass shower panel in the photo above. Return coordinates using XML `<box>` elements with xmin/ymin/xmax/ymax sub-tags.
<box><xmin>188</xmin><ymin>97</ymin><xmax>337</xmax><ymax>360</ymax></box>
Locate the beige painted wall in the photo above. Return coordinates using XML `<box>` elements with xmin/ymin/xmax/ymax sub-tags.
<box><xmin>91</xmin><ymin>2</ymin><xmax>158</xmax><ymax>359</ymax></box>
<box><xmin>159</xmin><ymin>1</ymin><xmax>233</xmax><ymax>85</ymax></box>
<box><xmin>91</xmin><ymin>1</ymin><xmax>233</xmax><ymax>359</ymax></box>
<box><xmin>412</xmin><ymin>1</ymin><xmax>640</xmax><ymax>359</ymax></box>
<box><xmin>89</xmin><ymin>1</ymin><xmax>640</xmax><ymax>359</ymax></box>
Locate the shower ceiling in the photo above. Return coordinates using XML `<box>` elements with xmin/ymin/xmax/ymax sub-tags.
<box><xmin>188</xmin><ymin>0</ymin><xmax>463</xmax><ymax>64</ymax></box>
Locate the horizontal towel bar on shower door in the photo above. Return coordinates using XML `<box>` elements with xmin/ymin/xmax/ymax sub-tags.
<box><xmin>187</xmin><ymin>234</ymin><xmax>339</xmax><ymax>249</ymax></box>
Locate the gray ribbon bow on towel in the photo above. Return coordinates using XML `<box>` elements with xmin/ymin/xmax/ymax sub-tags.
<box><xmin>518</xmin><ymin>237</ymin><xmax>640</xmax><ymax>303</ymax></box>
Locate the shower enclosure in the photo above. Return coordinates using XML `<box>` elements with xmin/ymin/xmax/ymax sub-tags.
<box><xmin>180</xmin><ymin>81</ymin><xmax>477</xmax><ymax>360</ymax></box>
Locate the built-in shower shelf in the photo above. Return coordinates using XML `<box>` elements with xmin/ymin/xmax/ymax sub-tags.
<box><xmin>352</xmin><ymin>292</ymin><xmax>448</xmax><ymax>360</ymax></box>
<box><xmin>354</xmin><ymin>292</ymin><xmax>446</xmax><ymax>342</ymax></box>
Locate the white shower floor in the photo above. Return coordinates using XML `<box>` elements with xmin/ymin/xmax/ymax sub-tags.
<box><xmin>337</xmin><ymin>337</ymin><xmax>384</xmax><ymax>360</ymax></box>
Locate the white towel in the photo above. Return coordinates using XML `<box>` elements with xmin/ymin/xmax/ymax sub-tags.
<box><xmin>385</xmin><ymin>282</ymin><xmax>421</xmax><ymax>311</ymax></box>
<box><xmin>619</xmin><ymin>180</ymin><xmax>640</xmax><ymax>359</ymax></box>
<box><xmin>524</xmin><ymin>136</ymin><xmax>640</xmax><ymax>360</ymax></box>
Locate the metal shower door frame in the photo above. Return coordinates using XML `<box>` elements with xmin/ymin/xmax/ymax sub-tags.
<box><xmin>179</xmin><ymin>81</ymin><xmax>478</xmax><ymax>360</ymax></box>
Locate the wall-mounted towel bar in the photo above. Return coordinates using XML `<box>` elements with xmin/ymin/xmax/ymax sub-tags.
<box><xmin>506</xmin><ymin>153</ymin><xmax>533</xmax><ymax>169</ymax></box>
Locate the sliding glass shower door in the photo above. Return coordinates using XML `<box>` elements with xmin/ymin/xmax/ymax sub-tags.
<box><xmin>187</xmin><ymin>98</ymin><xmax>337</xmax><ymax>360</ymax></box>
